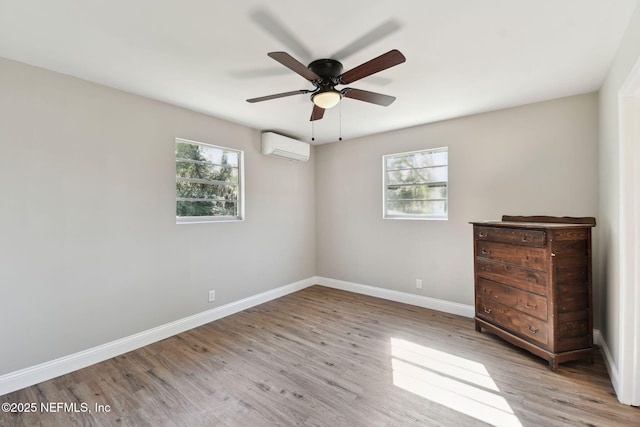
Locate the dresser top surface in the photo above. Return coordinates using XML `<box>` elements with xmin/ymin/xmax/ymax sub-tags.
<box><xmin>470</xmin><ymin>221</ymin><xmax>594</xmax><ymax>229</ymax></box>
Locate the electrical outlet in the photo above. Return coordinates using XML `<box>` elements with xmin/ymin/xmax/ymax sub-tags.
<box><xmin>416</xmin><ymin>279</ymin><xmax>423</xmax><ymax>289</ymax></box>
<box><xmin>208</xmin><ymin>290</ymin><xmax>216</xmax><ymax>302</ymax></box>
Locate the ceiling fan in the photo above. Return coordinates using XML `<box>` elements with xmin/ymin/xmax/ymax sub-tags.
<box><xmin>246</xmin><ymin>49</ymin><xmax>406</xmax><ymax>121</ymax></box>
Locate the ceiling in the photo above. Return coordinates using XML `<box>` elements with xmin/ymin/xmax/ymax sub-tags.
<box><xmin>0</xmin><ymin>1</ymin><xmax>637</xmax><ymax>144</ymax></box>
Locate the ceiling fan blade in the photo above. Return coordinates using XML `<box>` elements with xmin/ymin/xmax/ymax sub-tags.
<box><xmin>342</xmin><ymin>88</ymin><xmax>396</xmax><ymax>106</ymax></box>
<box><xmin>268</xmin><ymin>52</ymin><xmax>321</xmax><ymax>82</ymax></box>
<box><xmin>339</xmin><ymin>49</ymin><xmax>406</xmax><ymax>84</ymax></box>
<box><xmin>310</xmin><ymin>105</ymin><xmax>325</xmax><ymax>121</ymax></box>
<box><xmin>247</xmin><ymin>90</ymin><xmax>311</xmax><ymax>103</ymax></box>
<box><xmin>249</xmin><ymin>8</ymin><xmax>312</xmax><ymax>62</ymax></box>
<box><xmin>330</xmin><ymin>19</ymin><xmax>402</xmax><ymax>60</ymax></box>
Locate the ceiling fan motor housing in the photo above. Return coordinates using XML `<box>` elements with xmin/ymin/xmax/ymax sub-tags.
<box><xmin>308</xmin><ymin>59</ymin><xmax>344</xmax><ymax>87</ymax></box>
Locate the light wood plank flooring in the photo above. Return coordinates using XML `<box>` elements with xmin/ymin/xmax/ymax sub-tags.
<box><xmin>1</xmin><ymin>286</ymin><xmax>638</xmax><ymax>426</ymax></box>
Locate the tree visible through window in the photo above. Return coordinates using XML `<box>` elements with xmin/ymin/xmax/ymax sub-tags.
<box><xmin>383</xmin><ymin>147</ymin><xmax>448</xmax><ymax>219</ymax></box>
<box><xmin>175</xmin><ymin>138</ymin><xmax>244</xmax><ymax>223</ymax></box>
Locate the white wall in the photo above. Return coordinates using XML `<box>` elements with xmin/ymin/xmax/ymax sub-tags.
<box><xmin>0</xmin><ymin>57</ymin><xmax>316</xmax><ymax>375</ymax></box>
<box><xmin>598</xmin><ymin>3</ymin><xmax>640</xmax><ymax>398</ymax></box>
<box><xmin>315</xmin><ymin>94</ymin><xmax>599</xmax><ymax>307</ymax></box>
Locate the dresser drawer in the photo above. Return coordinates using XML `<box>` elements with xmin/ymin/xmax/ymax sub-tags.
<box><xmin>476</xmin><ymin>277</ymin><xmax>548</xmax><ymax>320</ymax></box>
<box><xmin>475</xmin><ymin>259</ymin><xmax>548</xmax><ymax>295</ymax></box>
<box><xmin>476</xmin><ymin>298</ymin><xmax>549</xmax><ymax>347</ymax></box>
<box><xmin>476</xmin><ymin>240</ymin><xmax>548</xmax><ymax>271</ymax></box>
<box><xmin>475</xmin><ymin>226</ymin><xmax>546</xmax><ymax>247</ymax></box>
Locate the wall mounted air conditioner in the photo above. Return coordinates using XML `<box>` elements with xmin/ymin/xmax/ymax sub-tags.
<box><xmin>261</xmin><ymin>132</ymin><xmax>310</xmax><ymax>162</ymax></box>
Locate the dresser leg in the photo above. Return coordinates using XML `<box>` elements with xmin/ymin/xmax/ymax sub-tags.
<box><xmin>475</xmin><ymin>320</ymin><xmax>482</xmax><ymax>332</ymax></box>
<box><xmin>549</xmin><ymin>358</ymin><xmax>558</xmax><ymax>371</ymax></box>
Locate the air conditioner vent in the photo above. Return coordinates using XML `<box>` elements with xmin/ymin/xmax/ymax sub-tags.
<box><xmin>261</xmin><ymin>132</ymin><xmax>310</xmax><ymax>162</ymax></box>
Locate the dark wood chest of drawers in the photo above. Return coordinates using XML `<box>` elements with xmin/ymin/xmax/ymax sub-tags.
<box><xmin>471</xmin><ymin>216</ymin><xmax>596</xmax><ymax>370</ymax></box>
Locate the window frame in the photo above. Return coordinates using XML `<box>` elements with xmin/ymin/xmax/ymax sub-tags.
<box><xmin>175</xmin><ymin>138</ymin><xmax>245</xmax><ymax>224</ymax></box>
<box><xmin>382</xmin><ymin>147</ymin><xmax>448</xmax><ymax>221</ymax></box>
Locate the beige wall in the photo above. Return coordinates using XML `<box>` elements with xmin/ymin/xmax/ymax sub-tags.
<box><xmin>316</xmin><ymin>94</ymin><xmax>599</xmax><ymax>307</ymax></box>
<box><xmin>0</xmin><ymin>57</ymin><xmax>316</xmax><ymax>375</ymax></box>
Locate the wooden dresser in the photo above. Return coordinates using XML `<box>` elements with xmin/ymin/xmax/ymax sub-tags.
<box><xmin>471</xmin><ymin>215</ymin><xmax>596</xmax><ymax>370</ymax></box>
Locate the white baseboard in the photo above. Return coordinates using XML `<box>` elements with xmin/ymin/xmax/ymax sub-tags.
<box><xmin>593</xmin><ymin>329</ymin><xmax>621</xmax><ymax>400</ymax></box>
<box><xmin>0</xmin><ymin>277</ymin><xmax>316</xmax><ymax>397</ymax></box>
<box><xmin>314</xmin><ymin>276</ymin><xmax>475</xmax><ymax>318</ymax></box>
<box><xmin>0</xmin><ymin>276</ymin><xmax>476</xmax><ymax>396</ymax></box>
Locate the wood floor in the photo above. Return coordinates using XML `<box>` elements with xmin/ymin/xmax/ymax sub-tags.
<box><xmin>1</xmin><ymin>286</ymin><xmax>638</xmax><ymax>427</ymax></box>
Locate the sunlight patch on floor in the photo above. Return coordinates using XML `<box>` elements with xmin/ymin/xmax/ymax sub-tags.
<box><xmin>391</xmin><ymin>338</ymin><xmax>523</xmax><ymax>427</ymax></box>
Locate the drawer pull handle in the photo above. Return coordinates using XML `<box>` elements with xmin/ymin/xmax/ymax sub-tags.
<box><xmin>478</xmin><ymin>231</ymin><xmax>488</xmax><ymax>238</ymax></box>
<box><xmin>482</xmin><ymin>287</ymin><xmax>492</xmax><ymax>295</ymax></box>
<box><xmin>527</xmin><ymin>325</ymin><xmax>539</xmax><ymax>334</ymax></box>
<box><xmin>524</xmin><ymin>256</ymin><xmax>535</xmax><ymax>262</ymax></box>
<box><xmin>481</xmin><ymin>248</ymin><xmax>491</xmax><ymax>255</ymax></box>
<box><xmin>524</xmin><ymin>302</ymin><xmax>537</xmax><ymax>310</ymax></box>
<box><xmin>522</xmin><ymin>235</ymin><xmax>533</xmax><ymax>243</ymax></box>
<box><xmin>483</xmin><ymin>307</ymin><xmax>492</xmax><ymax>314</ymax></box>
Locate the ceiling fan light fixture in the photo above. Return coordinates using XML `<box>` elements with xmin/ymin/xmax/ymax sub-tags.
<box><xmin>312</xmin><ymin>89</ymin><xmax>342</xmax><ymax>109</ymax></box>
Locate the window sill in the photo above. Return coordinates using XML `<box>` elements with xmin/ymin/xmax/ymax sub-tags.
<box><xmin>176</xmin><ymin>216</ymin><xmax>245</xmax><ymax>224</ymax></box>
<box><xmin>383</xmin><ymin>215</ymin><xmax>448</xmax><ymax>221</ymax></box>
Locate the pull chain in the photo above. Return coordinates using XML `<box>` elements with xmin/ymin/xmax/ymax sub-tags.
<box><xmin>339</xmin><ymin>102</ymin><xmax>343</xmax><ymax>141</ymax></box>
<box><xmin>311</xmin><ymin>120</ymin><xmax>315</xmax><ymax>142</ymax></box>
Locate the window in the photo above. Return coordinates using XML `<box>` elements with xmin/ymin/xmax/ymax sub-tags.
<box><xmin>383</xmin><ymin>147</ymin><xmax>448</xmax><ymax>220</ymax></box>
<box><xmin>175</xmin><ymin>138</ymin><xmax>244</xmax><ymax>223</ymax></box>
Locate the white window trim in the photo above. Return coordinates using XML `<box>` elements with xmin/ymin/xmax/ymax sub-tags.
<box><xmin>382</xmin><ymin>147</ymin><xmax>448</xmax><ymax>221</ymax></box>
<box><xmin>175</xmin><ymin>138</ymin><xmax>245</xmax><ymax>224</ymax></box>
